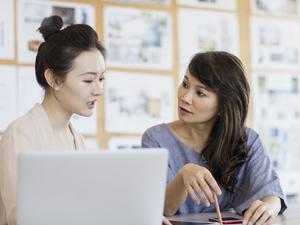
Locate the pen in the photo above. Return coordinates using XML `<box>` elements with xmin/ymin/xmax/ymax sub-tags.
<box><xmin>213</xmin><ymin>192</ymin><xmax>223</xmax><ymax>225</ymax></box>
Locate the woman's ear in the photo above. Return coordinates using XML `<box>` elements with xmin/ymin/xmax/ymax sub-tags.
<box><xmin>44</xmin><ymin>68</ymin><xmax>60</xmax><ymax>91</ymax></box>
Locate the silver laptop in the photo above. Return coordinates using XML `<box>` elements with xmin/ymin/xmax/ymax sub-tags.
<box><xmin>17</xmin><ymin>149</ymin><xmax>168</xmax><ymax>225</ymax></box>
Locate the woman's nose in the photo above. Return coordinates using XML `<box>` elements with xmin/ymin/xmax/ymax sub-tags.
<box><xmin>180</xmin><ymin>90</ymin><xmax>193</xmax><ymax>104</ymax></box>
<box><xmin>93</xmin><ymin>82</ymin><xmax>104</xmax><ymax>96</ymax></box>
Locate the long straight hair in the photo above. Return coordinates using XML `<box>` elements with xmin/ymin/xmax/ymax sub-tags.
<box><xmin>188</xmin><ymin>51</ymin><xmax>250</xmax><ymax>192</ymax></box>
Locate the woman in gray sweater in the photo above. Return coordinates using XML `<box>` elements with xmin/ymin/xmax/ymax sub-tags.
<box><xmin>142</xmin><ymin>51</ymin><xmax>286</xmax><ymax>225</ymax></box>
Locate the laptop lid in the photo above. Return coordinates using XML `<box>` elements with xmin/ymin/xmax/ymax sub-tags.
<box><xmin>17</xmin><ymin>149</ymin><xmax>168</xmax><ymax>225</ymax></box>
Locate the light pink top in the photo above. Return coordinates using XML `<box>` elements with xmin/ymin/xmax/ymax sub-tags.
<box><xmin>0</xmin><ymin>104</ymin><xmax>85</xmax><ymax>225</ymax></box>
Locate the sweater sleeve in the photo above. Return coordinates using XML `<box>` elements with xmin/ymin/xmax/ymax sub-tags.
<box><xmin>232</xmin><ymin>130</ymin><xmax>287</xmax><ymax>215</ymax></box>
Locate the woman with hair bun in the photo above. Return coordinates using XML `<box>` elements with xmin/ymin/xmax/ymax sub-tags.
<box><xmin>142</xmin><ymin>51</ymin><xmax>287</xmax><ymax>225</ymax></box>
<box><xmin>0</xmin><ymin>16</ymin><xmax>106</xmax><ymax>225</ymax></box>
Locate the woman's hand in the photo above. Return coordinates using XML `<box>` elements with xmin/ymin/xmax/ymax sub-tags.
<box><xmin>243</xmin><ymin>199</ymin><xmax>279</xmax><ymax>225</ymax></box>
<box><xmin>162</xmin><ymin>216</ymin><xmax>172</xmax><ymax>225</ymax></box>
<box><xmin>178</xmin><ymin>163</ymin><xmax>222</xmax><ymax>207</ymax></box>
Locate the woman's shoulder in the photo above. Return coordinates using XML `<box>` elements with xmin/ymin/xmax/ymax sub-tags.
<box><xmin>142</xmin><ymin>121</ymin><xmax>185</xmax><ymax>148</ymax></box>
<box><xmin>2</xmin><ymin>104</ymin><xmax>42</xmax><ymax>137</ymax></box>
<box><xmin>244</xmin><ymin>127</ymin><xmax>263</xmax><ymax>146</ymax></box>
<box><xmin>4</xmin><ymin>114</ymin><xmax>31</xmax><ymax>134</ymax></box>
<box><xmin>143</xmin><ymin>121</ymin><xmax>180</xmax><ymax>137</ymax></box>
<box><xmin>143</xmin><ymin>123</ymin><xmax>168</xmax><ymax>138</ymax></box>
<box><xmin>244</xmin><ymin>127</ymin><xmax>259</xmax><ymax>140</ymax></box>
<box><xmin>0</xmin><ymin>115</ymin><xmax>34</xmax><ymax>153</ymax></box>
<box><xmin>243</xmin><ymin>127</ymin><xmax>266</xmax><ymax>155</ymax></box>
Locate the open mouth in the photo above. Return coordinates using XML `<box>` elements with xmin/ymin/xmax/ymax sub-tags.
<box><xmin>87</xmin><ymin>100</ymin><xmax>97</xmax><ymax>108</ymax></box>
<box><xmin>179</xmin><ymin>106</ymin><xmax>192</xmax><ymax>114</ymax></box>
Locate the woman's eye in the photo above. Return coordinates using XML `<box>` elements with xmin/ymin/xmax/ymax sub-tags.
<box><xmin>99</xmin><ymin>77</ymin><xmax>105</xmax><ymax>82</ymax></box>
<box><xmin>182</xmin><ymin>80</ymin><xmax>188</xmax><ymax>88</ymax></box>
<box><xmin>84</xmin><ymin>80</ymin><xmax>93</xmax><ymax>83</ymax></box>
<box><xmin>196</xmin><ymin>90</ymin><xmax>206</xmax><ymax>97</ymax></box>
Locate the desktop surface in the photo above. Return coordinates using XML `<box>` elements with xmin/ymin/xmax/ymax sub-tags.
<box><xmin>170</xmin><ymin>222</ymin><xmax>219</xmax><ymax>225</ymax></box>
<box><xmin>168</xmin><ymin>203</ymin><xmax>300</xmax><ymax>225</ymax></box>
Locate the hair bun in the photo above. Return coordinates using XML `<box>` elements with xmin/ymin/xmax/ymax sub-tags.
<box><xmin>38</xmin><ymin>15</ymin><xmax>63</xmax><ymax>41</ymax></box>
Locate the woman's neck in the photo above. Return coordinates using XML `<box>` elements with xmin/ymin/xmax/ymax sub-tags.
<box><xmin>41</xmin><ymin>91</ymin><xmax>71</xmax><ymax>133</ymax></box>
<box><xmin>169</xmin><ymin>120</ymin><xmax>215</xmax><ymax>152</ymax></box>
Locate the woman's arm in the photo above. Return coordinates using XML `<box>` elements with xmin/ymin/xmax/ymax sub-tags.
<box><xmin>0</xmin><ymin>123</ymin><xmax>34</xmax><ymax>225</ymax></box>
<box><xmin>164</xmin><ymin>163</ymin><xmax>222</xmax><ymax>216</ymax></box>
<box><xmin>0</xmin><ymin>130</ymin><xmax>18</xmax><ymax>225</ymax></box>
<box><xmin>164</xmin><ymin>170</ymin><xmax>188</xmax><ymax>216</ymax></box>
<box><xmin>233</xmin><ymin>129</ymin><xmax>287</xmax><ymax>216</ymax></box>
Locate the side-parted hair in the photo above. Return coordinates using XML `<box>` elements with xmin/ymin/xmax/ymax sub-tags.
<box><xmin>188</xmin><ymin>51</ymin><xmax>250</xmax><ymax>192</ymax></box>
<box><xmin>35</xmin><ymin>15</ymin><xmax>105</xmax><ymax>89</ymax></box>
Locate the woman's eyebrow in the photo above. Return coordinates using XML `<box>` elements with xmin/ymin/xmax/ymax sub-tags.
<box><xmin>196</xmin><ymin>85</ymin><xmax>209</xmax><ymax>90</ymax></box>
<box><xmin>78</xmin><ymin>72</ymin><xmax>97</xmax><ymax>76</ymax></box>
<box><xmin>78</xmin><ymin>71</ymin><xmax>106</xmax><ymax>76</ymax></box>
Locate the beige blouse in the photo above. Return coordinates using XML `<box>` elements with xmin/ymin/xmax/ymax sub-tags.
<box><xmin>0</xmin><ymin>104</ymin><xmax>85</xmax><ymax>225</ymax></box>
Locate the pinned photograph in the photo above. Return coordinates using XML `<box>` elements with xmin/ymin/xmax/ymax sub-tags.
<box><xmin>17</xmin><ymin>67</ymin><xmax>44</xmax><ymax>116</ymax></box>
<box><xmin>17</xmin><ymin>0</ymin><xmax>95</xmax><ymax>64</ymax></box>
<box><xmin>0</xmin><ymin>0</ymin><xmax>14</xmax><ymax>60</ymax></box>
<box><xmin>251</xmin><ymin>0</ymin><xmax>298</xmax><ymax>16</ymax></box>
<box><xmin>253</xmin><ymin>73</ymin><xmax>300</xmax><ymax>170</ymax></box>
<box><xmin>106</xmin><ymin>0</ymin><xmax>170</xmax><ymax>5</ymax></box>
<box><xmin>178</xmin><ymin>8</ymin><xmax>239</xmax><ymax>70</ymax></box>
<box><xmin>105</xmin><ymin>71</ymin><xmax>174</xmax><ymax>133</ymax></box>
<box><xmin>0</xmin><ymin>66</ymin><xmax>18</xmax><ymax>131</ymax></box>
<box><xmin>251</xmin><ymin>17</ymin><xmax>300</xmax><ymax>69</ymax></box>
<box><xmin>177</xmin><ymin>0</ymin><xmax>237</xmax><ymax>10</ymax></box>
<box><xmin>104</xmin><ymin>6</ymin><xmax>173</xmax><ymax>70</ymax></box>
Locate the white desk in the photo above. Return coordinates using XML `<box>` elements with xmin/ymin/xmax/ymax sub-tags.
<box><xmin>167</xmin><ymin>203</ymin><xmax>300</xmax><ymax>225</ymax></box>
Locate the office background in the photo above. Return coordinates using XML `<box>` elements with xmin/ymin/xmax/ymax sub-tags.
<box><xmin>0</xmin><ymin>0</ymin><xmax>299</xmax><ymax>202</ymax></box>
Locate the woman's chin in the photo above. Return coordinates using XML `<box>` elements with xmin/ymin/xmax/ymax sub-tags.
<box><xmin>76</xmin><ymin>110</ymin><xmax>94</xmax><ymax>117</ymax></box>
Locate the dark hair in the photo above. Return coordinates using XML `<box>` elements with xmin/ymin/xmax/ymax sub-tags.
<box><xmin>188</xmin><ymin>51</ymin><xmax>250</xmax><ymax>192</ymax></box>
<box><xmin>35</xmin><ymin>15</ymin><xmax>106</xmax><ymax>89</ymax></box>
